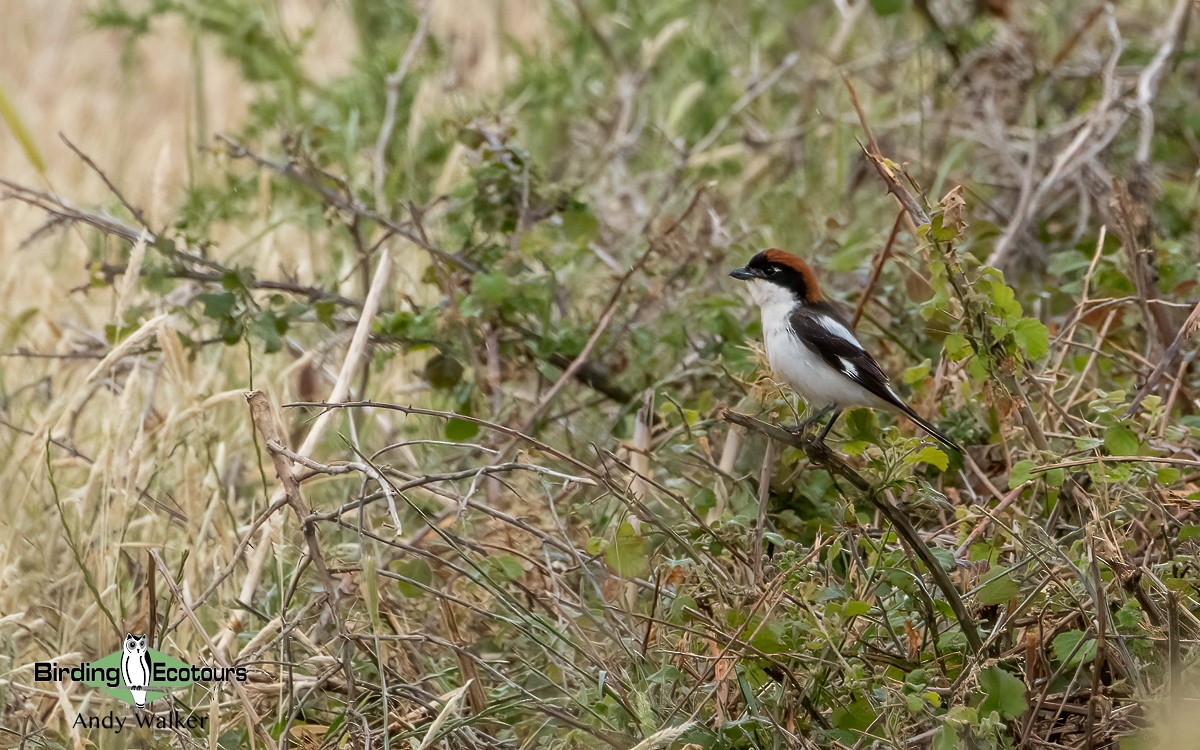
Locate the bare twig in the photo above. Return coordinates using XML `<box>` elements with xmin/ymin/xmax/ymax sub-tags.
<box><xmin>753</xmin><ymin>440</ymin><xmax>775</xmax><ymax>587</ymax></box>
<box><xmin>287</xmin><ymin>400</ymin><xmax>604</xmax><ymax>480</ymax></box>
<box><xmin>851</xmin><ymin>209</ymin><xmax>904</xmax><ymax>329</ymax></box>
<box><xmin>274</xmin><ymin>443</ymin><xmax>402</xmax><ymax>529</ymax></box>
<box><xmin>0</xmin><ymin>177</ymin><xmax>359</xmax><ymax>306</ymax></box>
<box><xmin>1124</xmin><ymin>283</ymin><xmax>1200</xmax><ymax>418</ymax></box>
<box><xmin>373</xmin><ymin>4</ymin><xmax>433</xmax><ymax>211</ymax></box>
<box><xmin>245</xmin><ymin>390</ymin><xmax>340</xmax><ymax>614</ymax></box>
<box><xmin>1134</xmin><ymin>0</ymin><xmax>1193</xmax><ymax>167</ymax></box>
<box><xmin>505</xmin><ymin>181</ymin><xmax>710</xmax><ymax>452</ymax></box>
<box><xmin>58</xmin><ymin>134</ymin><xmax>149</xmax><ymax>227</ymax></box>
<box><xmin>306</xmin><ymin>462</ymin><xmax>594</xmax><ymax>524</ymax></box>
<box><xmin>955</xmin><ymin>480</ymin><xmax>1032</xmax><ymax>559</ymax></box>
<box><xmin>1032</xmin><ymin>455</ymin><xmax>1200</xmax><ymax>473</ymax></box>
<box><xmin>691</xmin><ymin>54</ymin><xmax>799</xmax><ymax>157</ymax></box>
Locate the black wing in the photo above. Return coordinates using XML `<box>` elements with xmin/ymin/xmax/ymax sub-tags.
<box><xmin>788</xmin><ymin>304</ymin><xmax>897</xmax><ymax>407</ymax></box>
<box><xmin>789</xmin><ymin>304</ymin><xmax>963</xmax><ymax>452</ymax></box>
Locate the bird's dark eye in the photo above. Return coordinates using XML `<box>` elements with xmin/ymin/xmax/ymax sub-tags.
<box><xmin>764</xmin><ymin>266</ymin><xmax>779</xmax><ymax>276</ymax></box>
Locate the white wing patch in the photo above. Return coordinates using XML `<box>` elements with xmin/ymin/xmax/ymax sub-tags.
<box><xmin>817</xmin><ymin>315</ymin><xmax>862</xmax><ymax>348</ymax></box>
<box><xmin>839</xmin><ymin>357</ymin><xmax>858</xmax><ymax>378</ymax></box>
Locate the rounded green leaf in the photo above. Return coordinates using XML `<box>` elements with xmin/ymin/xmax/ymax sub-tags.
<box><xmin>1013</xmin><ymin>318</ymin><xmax>1050</xmax><ymax>360</ymax></box>
<box><xmin>1008</xmin><ymin>459</ymin><xmax>1037</xmax><ymax>489</ymax></box>
<box><xmin>1103</xmin><ymin>425</ymin><xmax>1140</xmax><ymax>456</ymax></box>
<box><xmin>425</xmin><ymin>353</ymin><xmax>465</xmax><ymax>390</ymax></box>
<box><xmin>978</xmin><ymin>666</ymin><xmax>1027</xmax><ymax>719</ymax></box>
<box><xmin>1052</xmin><ymin>630</ymin><xmax>1096</xmax><ymax>667</ymax></box>
<box><xmin>909</xmin><ymin>446</ymin><xmax>949</xmax><ymax>472</ymax></box>
<box><xmin>473</xmin><ymin>272</ymin><xmax>511</xmax><ymax>304</ymax></box>
<box><xmin>607</xmin><ymin>521</ymin><xmax>647</xmax><ymax>578</ymax></box>
<box><xmin>976</xmin><ymin>566</ymin><xmax>1019</xmax><ymax>605</ymax></box>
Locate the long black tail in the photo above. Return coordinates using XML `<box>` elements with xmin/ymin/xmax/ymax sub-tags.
<box><xmin>893</xmin><ymin>400</ymin><xmax>963</xmax><ymax>454</ymax></box>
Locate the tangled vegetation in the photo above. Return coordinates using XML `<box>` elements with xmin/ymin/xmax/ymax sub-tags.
<box><xmin>2</xmin><ymin>0</ymin><xmax>1200</xmax><ymax>748</ymax></box>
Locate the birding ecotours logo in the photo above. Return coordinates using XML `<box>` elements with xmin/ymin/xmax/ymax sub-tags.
<box><xmin>34</xmin><ymin>634</ymin><xmax>248</xmax><ymax>708</ymax></box>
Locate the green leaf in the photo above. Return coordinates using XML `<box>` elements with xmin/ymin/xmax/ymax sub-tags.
<box><xmin>315</xmin><ymin>300</ymin><xmax>337</xmax><ymax>329</ymax></box>
<box><xmin>1052</xmin><ymin>630</ymin><xmax>1096</xmax><ymax>667</ymax></box>
<box><xmin>586</xmin><ymin>536</ymin><xmax>605</xmax><ymax>556</ymax></box>
<box><xmin>1013</xmin><ymin>318</ymin><xmax>1049</xmax><ymax>359</ymax></box>
<box><xmin>930</xmin><ymin>547</ymin><xmax>955</xmax><ymax>571</ymax></box>
<box><xmin>1008</xmin><ymin>459</ymin><xmax>1037</xmax><ymax>489</ymax></box>
<box><xmin>425</xmin><ymin>354</ymin><xmax>465</xmax><ymax>390</ymax></box>
<box><xmin>1177</xmin><ymin>524</ymin><xmax>1200</xmax><ymax>542</ymax></box>
<box><xmin>200</xmin><ymin>291</ymin><xmax>237</xmax><ymax>319</ymax></box>
<box><xmin>870</xmin><ymin>0</ymin><xmax>907</xmax><ymax>15</ymax></box>
<box><xmin>843</xmin><ymin>600</ymin><xmax>872</xmax><ymax>618</ymax></box>
<box><xmin>985</xmin><ymin>276</ymin><xmax>1022</xmax><ymax>322</ymax></box>
<box><xmin>929</xmin><ymin>214</ymin><xmax>958</xmax><ymax>242</ymax></box>
<box><xmin>832</xmin><ymin>697</ymin><xmax>877</xmax><ymax>731</ymax></box>
<box><xmin>976</xmin><ymin>566</ymin><xmax>1019</xmax><ymax>605</ymax></box>
<box><xmin>903</xmin><ymin>359</ymin><xmax>932</xmax><ymax>384</ymax></box>
<box><xmin>219</xmin><ymin>319</ymin><xmax>243</xmax><ymax>345</ymax></box>
<box><xmin>1103</xmin><ymin>425</ymin><xmax>1140</xmax><ymax>456</ymax></box>
<box><xmin>248</xmin><ymin>311</ymin><xmax>283</xmax><ymax>352</ymax></box>
<box><xmin>445</xmin><ymin>418</ymin><xmax>480</xmax><ymax>441</ymax></box>
<box><xmin>561</xmin><ymin>203</ymin><xmax>598</xmax><ymax>242</ymax></box>
<box><xmin>748</xmin><ymin>618</ymin><xmax>786</xmax><ymax>654</ymax></box>
<box><xmin>486</xmin><ymin>554</ymin><xmax>526</xmax><ymax>582</ymax></box>
<box><xmin>473</xmin><ymin>272</ymin><xmax>511</xmax><ymax>304</ymax></box>
<box><xmin>844</xmin><ymin>408</ymin><xmax>878</xmax><ymax>441</ymax></box>
<box><xmin>393</xmin><ymin>559</ymin><xmax>433</xmax><ymax>598</ymax></box>
<box><xmin>978</xmin><ymin>666</ymin><xmax>1027</xmax><ymax>719</ymax></box>
<box><xmin>607</xmin><ymin>521</ymin><xmax>647</xmax><ymax>578</ymax></box>
<box><xmin>909</xmin><ymin>446</ymin><xmax>948</xmax><ymax>472</ymax></box>
<box><xmin>221</xmin><ymin>268</ymin><xmax>252</xmax><ymax>292</ymax></box>
<box><xmin>933</xmin><ymin>725</ymin><xmax>959</xmax><ymax>750</ymax></box>
<box><xmin>1157</xmin><ymin>467</ymin><xmax>1182</xmax><ymax>485</ymax></box>
<box><xmin>944</xmin><ymin>333</ymin><xmax>973</xmax><ymax>361</ymax></box>
<box><xmin>905</xmin><ymin>692</ymin><xmax>925</xmax><ymax>714</ymax></box>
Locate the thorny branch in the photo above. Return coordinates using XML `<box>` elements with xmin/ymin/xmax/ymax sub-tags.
<box><xmin>217</xmin><ymin>135</ymin><xmax>474</xmax><ymax>271</ymax></box>
<box><xmin>0</xmin><ymin>177</ymin><xmax>358</xmax><ymax>306</ymax></box>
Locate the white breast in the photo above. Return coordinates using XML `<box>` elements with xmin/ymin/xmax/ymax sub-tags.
<box><xmin>748</xmin><ymin>280</ymin><xmax>887</xmax><ymax>410</ymax></box>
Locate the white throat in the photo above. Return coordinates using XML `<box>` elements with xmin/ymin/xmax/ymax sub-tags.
<box><xmin>746</xmin><ymin>279</ymin><xmax>798</xmax><ymax>322</ymax></box>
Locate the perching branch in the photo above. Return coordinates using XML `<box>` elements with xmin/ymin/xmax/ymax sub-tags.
<box><xmin>719</xmin><ymin>408</ymin><xmax>984</xmax><ymax>655</ymax></box>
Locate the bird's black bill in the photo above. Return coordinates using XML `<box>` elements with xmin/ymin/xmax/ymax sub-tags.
<box><xmin>729</xmin><ymin>267</ymin><xmax>758</xmax><ymax>280</ymax></box>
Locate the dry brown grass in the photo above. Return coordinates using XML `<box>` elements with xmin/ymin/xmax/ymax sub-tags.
<box><xmin>1</xmin><ymin>1</ymin><xmax>566</xmax><ymax>742</ymax></box>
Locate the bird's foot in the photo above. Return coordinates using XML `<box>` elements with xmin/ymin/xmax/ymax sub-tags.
<box><xmin>782</xmin><ymin>406</ymin><xmax>835</xmax><ymax>436</ymax></box>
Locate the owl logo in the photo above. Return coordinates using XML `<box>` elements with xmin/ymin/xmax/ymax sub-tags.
<box><xmin>119</xmin><ymin>633</ymin><xmax>153</xmax><ymax>710</ymax></box>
